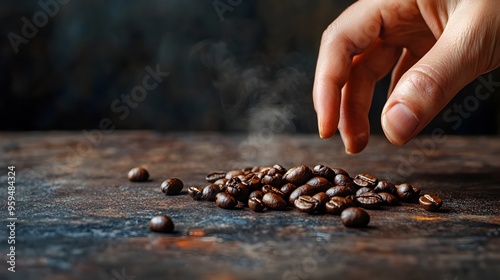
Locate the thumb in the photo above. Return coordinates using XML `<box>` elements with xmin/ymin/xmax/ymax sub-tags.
<box><xmin>381</xmin><ymin>5</ymin><xmax>492</xmax><ymax>145</ymax></box>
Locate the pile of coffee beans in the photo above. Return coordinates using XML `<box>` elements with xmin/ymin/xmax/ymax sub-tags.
<box><xmin>129</xmin><ymin>164</ymin><xmax>444</xmax><ymax>230</ymax></box>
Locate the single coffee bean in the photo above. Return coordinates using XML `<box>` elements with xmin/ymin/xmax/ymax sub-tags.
<box><xmin>249</xmin><ymin>190</ymin><xmax>264</xmax><ymax>200</ymax></box>
<box><xmin>326</xmin><ymin>185</ymin><xmax>353</xmax><ymax>198</ymax></box>
<box><xmin>396</xmin><ymin>183</ymin><xmax>416</xmax><ymax>202</ymax></box>
<box><xmin>206</xmin><ymin>171</ymin><xmax>226</xmax><ymax>183</ymax></box>
<box><xmin>419</xmin><ymin>194</ymin><xmax>443</xmax><ymax>212</ymax></box>
<box><xmin>265</xmin><ymin>167</ymin><xmax>280</xmax><ymax>176</ymax></box>
<box><xmin>312</xmin><ymin>164</ymin><xmax>336</xmax><ymax>182</ymax></box>
<box><xmin>344</xmin><ymin>195</ymin><xmax>357</xmax><ymax>208</ymax></box>
<box><xmin>325</xmin><ymin>196</ymin><xmax>347</xmax><ymax>215</ymax></box>
<box><xmin>202</xmin><ymin>184</ymin><xmax>221</xmax><ymax>201</ymax></box>
<box><xmin>331</xmin><ymin>167</ymin><xmax>349</xmax><ymax>177</ymax></box>
<box><xmin>241</xmin><ymin>167</ymin><xmax>254</xmax><ymax>174</ymax></box>
<box><xmin>226</xmin><ymin>180</ymin><xmax>250</xmax><ymax>203</ymax></box>
<box><xmin>333</xmin><ymin>174</ymin><xmax>352</xmax><ymax>186</ymax></box>
<box><xmin>413</xmin><ymin>186</ymin><xmax>422</xmax><ymax>196</ymax></box>
<box><xmin>280</xmin><ymin>183</ymin><xmax>298</xmax><ymax>200</ymax></box>
<box><xmin>340</xmin><ymin>207</ymin><xmax>370</xmax><ymax>228</ymax></box>
<box><xmin>282</xmin><ymin>165</ymin><xmax>313</xmax><ymax>185</ymax></box>
<box><xmin>312</xmin><ymin>192</ymin><xmax>329</xmax><ymax>210</ymax></box>
<box><xmin>355</xmin><ymin>187</ymin><xmax>373</xmax><ymax>197</ymax></box>
<box><xmin>248</xmin><ymin>197</ymin><xmax>265</xmax><ymax>212</ymax></box>
<box><xmin>354</xmin><ymin>173</ymin><xmax>378</xmax><ymax>187</ymax></box>
<box><xmin>294</xmin><ymin>195</ymin><xmax>319</xmax><ymax>214</ymax></box>
<box><xmin>378</xmin><ymin>192</ymin><xmax>400</xmax><ymax>206</ymax></box>
<box><xmin>188</xmin><ymin>186</ymin><xmax>203</xmax><ymax>200</ymax></box>
<box><xmin>305</xmin><ymin>176</ymin><xmax>331</xmax><ymax>192</ymax></box>
<box><xmin>356</xmin><ymin>192</ymin><xmax>383</xmax><ymax>209</ymax></box>
<box><xmin>288</xmin><ymin>184</ymin><xmax>317</xmax><ymax>205</ymax></box>
<box><xmin>225</xmin><ymin>169</ymin><xmax>244</xmax><ymax>179</ymax></box>
<box><xmin>272</xmin><ymin>164</ymin><xmax>287</xmax><ymax>174</ymax></box>
<box><xmin>215</xmin><ymin>192</ymin><xmax>237</xmax><ymax>209</ymax></box>
<box><xmin>160</xmin><ymin>178</ymin><xmax>184</xmax><ymax>195</ymax></box>
<box><xmin>262</xmin><ymin>185</ymin><xmax>285</xmax><ymax>197</ymax></box>
<box><xmin>213</xmin><ymin>178</ymin><xmax>228</xmax><ymax>186</ymax></box>
<box><xmin>374</xmin><ymin>180</ymin><xmax>397</xmax><ymax>195</ymax></box>
<box><xmin>262</xmin><ymin>192</ymin><xmax>287</xmax><ymax>211</ymax></box>
<box><xmin>251</xmin><ymin>166</ymin><xmax>262</xmax><ymax>173</ymax></box>
<box><xmin>259</xmin><ymin>167</ymin><xmax>272</xmax><ymax>174</ymax></box>
<box><xmin>128</xmin><ymin>167</ymin><xmax>149</xmax><ymax>182</ymax></box>
<box><xmin>261</xmin><ymin>174</ymin><xmax>284</xmax><ymax>188</ymax></box>
<box><xmin>149</xmin><ymin>215</ymin><xmax>174</xmax><ymax>233</ymax></box>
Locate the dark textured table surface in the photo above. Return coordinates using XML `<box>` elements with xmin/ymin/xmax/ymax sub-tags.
<box><xmin>1</xmin><ymin>131</ymin><xmax>499</xmax><ymax>280</ymax></box>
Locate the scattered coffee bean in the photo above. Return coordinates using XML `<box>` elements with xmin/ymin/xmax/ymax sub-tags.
<box><xmin>419</xmin><ymin>194</ymin><xmax>442</xmax><ymax>212</ymax></box>
<box><xmin>128</xmin><ymin>167</ymin><xmax>149</xmax><ymax>182</ymax></box>
<box><xmin>216</xmin><ymin>192</ymin><xmax>237</xmax><ymax>209</ymax></box>
<box><xmin>249</xmin><ymin>190</ymin><xmax>264</xmax><ymax>200</ymax></box>
<box><xmin>312</xmin><ymin>164</ymin><xmax>336</xmax><ymax>182</ymax></box>
<box><xmin>262</xmin><ymin>185</ymin><xmax>285</xmax><ymax>197</ymax></box>
<box><xmin>272</xmin><ymin>164</ymin><xmax>287</xmax><ymax>174</ymax></box>
<box><xmin>294</xmin><ymin>195</ymin><xmax>319</xmax><ymax>214</ymax></box>
<box><xmin>312</xmin><ymin>192</ymin><xmax>329</xmax><ymax>211</ymax></box>
<box><xmin>374</xmin><ymin>180</ymin><xmax>397</xmax><ymax>195</ymax></box>
<box><xmin>396</xmin><ymin>183</ymin><xmax>416</xmax><ymax>202</ymax></box>
<box><xmin>378</xmin><ymin>192</ymin><xmax>400</xmax><ymax>206</ymax></box>
<box><xmin>262</xmin><ymin>192</ymin><xmax>287</xmax><ymax>211</ymax></box>
<box><xmin>161</xmin><ymin>178</ymin><xmax>184</xmax><ymax>195</ymax></box>
<box><xmin>288</xmin><ymin>184</ymin><xmax>317</xmax><ymax>205</ymax></box>
<box><xmin>283</xmin><ymin>165</ymin><xmax>313</xmax><ymax>185</ymax></box>
<box><xmin>326</xmin><ymin>185</ymin><xmax>353</xmax><ymax>198</ymax></box>
<box><xmin>355</xmin><ymin>187</ymin><xmax>373</xmax><ymax>197</ymax></box>
<box><xmin>226</xmin><ymin>179</ymin><xmax>250</xmax><ymax>203</ymax></box>
<box><xmin>305</xmin><ymin>176</ymin><xmax>331</xmax><ymax>191</ymax></box>
<box><xmin>149</xmin><ymin>215</ymin><xmax>174</xmax><ymax>233</ymax></box>
<box><xmin>248</xmin><ymin>197</ymin><xmax>265</xmax><ymax>212</ymax></box>
<box><xmin>340</xmin><ymin>207</ymin><xmax>370</xmax><ymax>228</ymax></box>
<box><xmin>356</xmin><ymin>192</ymin><xmax>383</xmax><ymax>209</ymax></box>
<box><xmin>213</xmin><ymin>178</ymin><xmax>228</xmax><ymax>186</ymax></box>
<box><xmin>202</xmin><ymin>184</ymin><xmax>221</xmax><ymax>201</ymax></box>
<box><xmin>188</xmin><ymin>186</ymin><xmax>203</xmax><ymax>200</ymax></box>
<box><xmin>280</xmin><ymin>183</ymin><xmax>298</xmax><ymax>200</ymax></box>
<box><xmin>325</xmin><ymin>196</ymin><xmax>347</xmax><ymax>215</ymax></box>
<box><xmin>206</xmin><ymin>171</ymin><xmax>226</xmax><ymax>183</ymax></box>
<box><xmin>354</xmin><ymin>173</ymin><xmax>378</xmax><ymax>187</ymax></box>
<box><xmin>225</xmin><ymin>169</ymin><xmax>244</xmax><ymax>180</ymax></box>
<box><xmin>333</xmin><ymin>174</ymin><xmax>352</xmax><ymax>186</ymax></box>
<box><xmin>261</xmin><ymin>174</ymin><xmax>284</xmax><ymax>187</ymax></box>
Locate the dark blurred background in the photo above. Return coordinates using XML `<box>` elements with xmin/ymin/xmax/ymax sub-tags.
<box><xmin>1</xmin><ymin>0</ymin><xmax>499</xmax><ymax>135</ymax></box>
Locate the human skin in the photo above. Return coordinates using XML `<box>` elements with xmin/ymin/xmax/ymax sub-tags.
<box><xmin>313</xmin><ymin>0</ymin><xmax>500</xmax><ymax>153</ymax></box>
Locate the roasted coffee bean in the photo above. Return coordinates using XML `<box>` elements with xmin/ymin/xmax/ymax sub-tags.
<box><xmin>215</xmin><ymin>192</ymin><xmax>237</xmax><ymax>209</ymax></box>
<box><xmin>242</xmin><ymin>174</ymin><xmax>261</xmax><ymax>191</ymax></box>
<box><xmin>241</xmin><ymin>167</ymin><xmax>254</xmax><ymax>174</ymax></box>
<box><xmin>288</xmin><ymin>184</ymin><xmax>317</xmax><ymax>205</ymax></box>
<box><xmin>280</xmin><ymin>183</ymin><xmax>298</xmax><ymax>200</ymax></box>
<box><xmin>213</xmin><ymin>178</ymin><xmax>228</xmax><ymax>186</ymax></box>
<box><xmin>396</xmin><ymin>183</ymin><xmax>416</xmax><ymax>202</ymax></box>
<box><xmin>225</xmin><ymin>169</ymin><xmax>244</xmax><ymax>179</ymax></box>
<box><xmin>248</xmin><ymin>197</ymin><xmax>265</xmax><ymax>212</ymax></box>
<box><xmin>249</xmin><ymin>190</ymin><xmax>264</xmax><ymax>200</ymax></box>
<box><xmin>331</xmin><ymin>167</ymin><xmax>349</xmax><ymax>177</ymax></box>
<box><xmin>259</xmin><ymin>167</ymin><xmax>272</xmax><ymax>174</ymax></box>
<box><xmin>261</xmin><ymin>174</ymin><xmax>284</xmax><ymax>188</ymax></box>
<box><xmin>160</xmin><ymin>178</ymin><xmax>184</xmax><ymax>195</ymax></box>
<box><xmin>149</xmin><ymin>215</ymin><xmax>174</xmax><ymax>233</ymax></box>
<box><xmin>202</xmin><ymin>184</ymin><xmax>221</xmax><ymax>201</ymax></box>
<box><xmin>374</xmin><ymin>181</ymin><xmax>397</xmax><ymax>195</ymax></box>
<box><xmin>305</xmin><ymin>176</ymin><xmax>331</xmax><ymax>191</ymax></box>
<box><xmin>325</xmin><ymin>196</ymin><xmax>347</xmax><ymax>215</ymax></box>
<box><xmin>419</xmin><ymin>194</ymin><xmax>443</xmax><ymax>212</ymax></box>
<box><xmin>262</xmin><ymin>192</ymin><xmax>287</xmax><ymax>211</ymax></box>
<box><xmin>251</xmin><ymin>166</ymin><xmax>262</xmax><ymax>173</ymax></box>
<box><xmin>266</xmin><ymin>167</ymin><xmax>280</xmax><ymax>176</ymax></box>
<box><xmin>354</xmin><ymin>173</ymin><xmax>378</xmax><ymax>187</ymax></box>
<box><xmin>312</xmin><ymin>164</ymin><xmax>336</xmax><ymax>182</ymax></box>
<box><xmin>355</xmin><ymin>187</ymin><xmax>373</xmax><ymax>197</ymax></box>
<box><xmin>340</xmin><ymin>207</ymin><xmax>370</xmax><ymax>228</ymax></box>
<box><xmin>262</xmin><ymin>185</ymin><xmax>285</xmax><ymax>197</ymax></box>
<box><xmin>128</xmin><ymin>167</ymin><xmax>149</xmax><ymax>182</ymax></box>
<box><xmin>326</xmin><ymin>185</ymin><xmax>353</xmax><ymax>198</ymax></box>
<box><xmin>272</xmin><ymin>164</ymin><xmax>287</xmax><ymax>174</ymax></box>
<box><xmin>282</xmin><ymin>165</ymin><xmax>313</xmax><ymax>185</ymax></box>
<box><xmin>356</xmin><ymin>192</ymin><xmax>383</xmax><ymax>209</ymax></box>
<box><xmin>312</xmin><ymin>192</ymin><xmax>329</xmax><ymax>208</ymax></box>
<box><xmin>344</xmin><ymin>195</ymin><xmax>357</xmax><ymax>208</ymax></box>
<box><xmin>206</xmin><ymin>171</ymin><xmax>226</xmax><ymax>183</ymax></box>
<box><xmin>188</xmin><ymin>186</ymin><xmax>203</xmax><ymax>200</ymax></box>
<box><xmin>333</xmin><ymin>174</ymin><xmax>352</xmax><ymax>186</ymax></box>
<box><xmin>226</xmin><ymin>181</ymin><xmax>250</xmax><ymax>203</ymax></box>
<box><xmin>294</xmin><ymin>195</ymin><xmax>319</xmax><ymax>214</ymax></box>
<box><xmin>378</xmin><ymin>192</ymin><xmax>400</xmax><ymax>206</ymax></box>
<box><xmin>413</xmin><ymin>186</ymin><xmax>422</xmax><ymax>196</ymax></box>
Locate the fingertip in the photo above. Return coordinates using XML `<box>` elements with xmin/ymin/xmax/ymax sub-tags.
<box><xmin>344</xmin><ymin>132</ymin><xmax>368</xmax><ymax>154</ymax></box>
<box><xmin>381</xmin><ymin>103</ymin><xmax>418</xmax><ymax>146</ymax></box>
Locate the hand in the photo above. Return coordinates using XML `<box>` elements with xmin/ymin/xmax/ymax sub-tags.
<box><xmin>313</xmin><ymin>0</ymin><xmax>500</xmax><ymax>153</ymax></box>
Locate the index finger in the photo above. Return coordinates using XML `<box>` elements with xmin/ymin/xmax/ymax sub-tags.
<box><xmin>313</xmin><ymin>1</ymin><xmax>383</xmax><ymax>138</ymax></box>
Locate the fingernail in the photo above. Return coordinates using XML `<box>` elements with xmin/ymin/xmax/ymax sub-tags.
<box><xmin>382</xmin><ymin>103</ymin><xmax>419</xmax><ymax>145</ymax></box>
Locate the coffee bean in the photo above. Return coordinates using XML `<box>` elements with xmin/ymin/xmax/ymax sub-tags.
<box><xmin>326</xmin><ymin>185</ymin><xmax>353</xmax><ymax>198</ymax></box>
<box><xmin>259</xmin><ymin>167</ymin><xmax>272</xmax><ymax>174</ymax></box>
<box><xmin>355</xmin><ymin>187</ymin><xmax>373</xmax><ymax>197</ymax></box>
<box><xmin>356</xmin><ymin>192</ymin><xmax>383</xmax><ymax>209</ymax></box>
<box><xmin>282</xmin><ymin>165</ymin><xmax>313</xmax><ymax>185</ymax></box>
<box><xmin>312</xmin><ymin>192</ymin><xmax>329</xmax><ymax>210</ymax></box>
<box><xmin>340</xmin><ymin>207</ymin><xmax>370</xmax><ymax>228</ymax></box>
<box><xmin>262</xmin><ymin>192</ymin><xmax>287</xmax><ymax>211</ymax></box>
<box><xmin>248</xmin><ymin>197</ymin><xmax>265</xmax><ymax>212</ymax></box>
<box><xmin>242</xmin><ymin>174</ymin><xmax>261</xmax><ymax>191</ymax></box>
<box><xmin>265</xmin><ymin>167</ymin><xmax>280</xmax><ymax>176</ymax></box>
<box><xmin>241</xmin><ymin>167</ymin><xmax>254</xmax><ymax>174</ymax></box>
<box><xmin>202</xmin><ymin>184</ymin><xmax>221</xmax><ymax>201</ymax></box>
<box><xmin>206</xmin><ymin>171</ymin><xmax>226</xmax><ymax>183</ymax></box>
<box><xmin>333</xmin><ymin>174</ymin><xmax>352</xmax><ymax>186</ymax></box>
<box><xmin>344</xmin><ymin>195</ymin><xmax>357</xmax><ymax>208</ymax></box>
<box><xmin>413</xmin><ymin>186</ymin><xmax>422</xmax><ymax>196</ymax></box>
<box><xmin>249</xmin><ymin>190</ymin><xmax>264</xmax><ymax>200</ymax></box>
<box><xmin>325</xmin><ymin>196</ymin><xmax>347</xmax><ymax>215</ymax></box>
<box><xmin>374</xmin><ymin>181</ymin><xmax>397</xmax><ymax>195</ymax></box>
<box><xmin>216</xmin><ymin>192</ymin><xmax>237</xmax><ymax>209</ymax></box>
<box><xmin>280</xmin><ymin>183</ymin><xmax>298</xmax><ymax>200</ymax></box>
<box><xmin>213</xmin><ymin>178</ymin><xmax>228</xmax><ymax>186</ymax></box>
<box><xmin>261</xmin><ymin>174</ymin><xmax>284</xmax><ymax>188</ymax></box>
<box><xmin>128</xmin><ymin>167</ymin><xmax>149</xmax><ymax>182</ymax></box>
<box><xmin>225</xmin><ymin>169</ymin><xmax>244</xmax><ymax>180</ymax></box>
<box><xmin>396</xmin><ymin>183</ymin><xmax>416</xmax><ymax>202</ymax></box>
<box><xmin>262</xmin><ymin>185</ymin><xmax>285</xmax><ymax>197</ymax></box>
<box><xmin>149</xmin><ymin>215</ymin><xmax>174</xmax><ymax>233</ymax></box>
<box><xmin>312</xmin><ymin>164</ymin><xmax>336</xmax><ymax>182</ymax></box>
<box><xmin>160</xmin><ymin>178</ymin><xmax>184</xmax><ymax>195</ymax></box>
<box><xmin>378</xmin><ymin>192</ymin><xmax>400</xmax><ymax>206</ymax></box>
<box><xmin>272</xmin><ymin>164</ymin><xmax>287</xmax><ymax>174</ymax></box>
<box><xmin>354</xmin><ymin>173</ymin><xmax>378</xmax><ymax>187</ymax></box>
<box><xmin>226</xmin><ymin>179</ymin><xmax>250</xmax><ymax>202</ymax></box>
<box><xmin>294</xmin><ymin>195</ymin><xmax>319</xmax><ymax>214</ymax></box>
<box><xmin>419</xmin><ymin>194</ymin><xmax>442</xmax><ymax>212</ymax></box>
<box><xmin>251</xmin><ymin>166</ymin><xmax>262</xmax><ymax>173</ymax></box>
<box><xmin>188</xmin><ymin>186</ymin><xmax>203</xmax><ymax>200</ymax></box>
<box><xmin>332</xmin><ymin>167</ymin><xmax>350</xmax><ymax>177</ymax></box>
<box><xmin>305</xmin><ymin>176</ymin><xmax>331</xmax><ymax>191</ymax></box>
<box><xmin>288</xmin><ymin>184</ymin><xmax>317</xmax><ymax>205</ymax></box>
